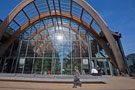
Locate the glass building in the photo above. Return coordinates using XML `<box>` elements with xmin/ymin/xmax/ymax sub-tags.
<box><xmin>0</xmin><ymin>0</ymin><xmax>127</xmax><ymax>76</ymax></box>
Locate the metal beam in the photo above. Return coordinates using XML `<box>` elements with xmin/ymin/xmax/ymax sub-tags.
<box><xmin>33</xmin><ymin>1</ymin><xmax>40</xmax><ymax>16</ymax></box>
<box><xmin>70</xmin><ymin>0</ymin><xmax>73</xmax><ymax>16</ymax></box>
<box><xmin>80</xmin><ymin>8</ymin><xmax>84</xmax><ymax>20</ymax></box>
<box><xmin>42</xmin><ymin>20</ymin><xmax>46</xmax><ymax>29</ymax></box>
<box><xmin>33</xmin><ymin>25</ymin><xmax>38</xmax><ymax>34</ymax></box>
<box><xmin>58</xmin><ymin>0</ymin><xmax>63</xmax><ymax>25</ymax></box>
<box><xmin>46</xmin><ymin>0</ymin><xmax>54</xmax><ymax>25</ymax></box>
<box><xmin>22</xmin><ymin>9</ymin><xmax>30</xmax><ymax>20</ymax></box>
<box><xmin>58</xmin><ymin>0</ymin><xmax>61</xmax><ymax>14</ymax></box>
<box><xmin>53</xmin><ymin>0</ymin><xmax>56</xmax><ymax>14</ymax></box>
<box><xmin>90</xmin><ymin>18</ymin><xmax>94</xmax><ymax>27</ymax></box>
<box><xmin>53</xmin><ymin>0</ymin><xmax>59</xmax><ymax>26</ymax></box>
<box><xmin>13</xmin><ymin>19</ymin><xmax>21</xmax><ymax>28</ymax></box>
<box><xmin>69</xmin><ymin>0</ymin><xmax>73</xmax><ymax>27</ymax></box>
<box><xmin>46</xmin><ymin>0</ymin><xmax>51</xmax><ymax>14</ymax></box>
<box><xmin>28</xmin><ymin>24</ymin><xmax>87</xmax><ymax>41</ymax></box>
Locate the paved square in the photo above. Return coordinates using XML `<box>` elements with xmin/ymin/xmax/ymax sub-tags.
<box><xmin>0</xmin><ymin>77</ymin><xmax>135</xmax><ymax>90</ymax></box>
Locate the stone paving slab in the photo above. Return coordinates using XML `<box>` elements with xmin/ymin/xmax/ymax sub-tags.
<box><xmin>0</xmin><ymin>77</ymin><xmax>135</xmax><ymax>90</ymax></box>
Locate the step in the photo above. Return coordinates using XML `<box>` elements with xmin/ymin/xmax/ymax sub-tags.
<box><xmin>0</xmin><ymin>73</ymin><xmax>108</xmax><ymax>83</ymax></box>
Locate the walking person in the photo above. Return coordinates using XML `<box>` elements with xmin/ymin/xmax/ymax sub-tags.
<box><xmin>73</xmin><ymin>66</ymin><xmax>82</xmax><ymax>88</ymax></box>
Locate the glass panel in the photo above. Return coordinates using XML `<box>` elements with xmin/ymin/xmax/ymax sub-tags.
<box><xmin>52</xmin><ymin>59</ymin><xmax>61</xmax><ymax>75</ymax></box>
<box><xmin>48</xmin><ymin>0</ymin><xmax>54</xmax><ymax>12</ymax></box>
<box><xmin>34</xmin><ymin>21</ymin><xmax>44</xmax><ymax>30</ymax></box>
<box><xmin>17</xmin><ymin>57</ymin><xmax>25</xmax><ymax>73</ymax></box>
<box><xmin>72</xmin><ymin>2</ymin><xmax>82</xmax><ymax>18</ymax></box>
<box><xmin>33</xmin><ymin>58</ymin><xmax>42</xmax><ymax>74</ymax></box>
<box><xmin>54</xmin><ymin>0</ymin><xmax>59</xmax><ymax>11</ymax></box>
<box><xmin>82</xmin><ymin>58</ymin><xmax>90</xmax><ymax>75</ymax></box>
<box><xmin>72</xmin><ymin>41</ymin><xmax>80</xmax><ymax>57</ymax></box>
<box><xmin>35</xmin><ymin>41</ymin><xmax>44</xmax><ymax>57</ymax></box>
<box><xmin>42</xmin><ymin>58</ymin><xmax>52</xmax><ymax>75</ymax></box>
<box><xmin>2</xmin><ymin>58</ymin><xmax>14</xmax><ymax>73</ymax></box>
<box><xmin>82</xmin><ymin>10</ymin><xmax>92</xmax><ymax>24</ymax></box>
<box><xmin>91</xmin><ymin>20</ymin><xmax>101</xmax><ymax>33</ymax></box>
<box><xmin>35</xmin><ymin>0</ymin><xmax>49</xmax><ymax>14</ymax></box>
<box><xmin>9</xmin><ymin>21</ymin><xmax>19</xmax><ymax>31</ymax></box>
<box><xmin>61</xmin><ymin>0</ymin><xmax>70</xmax><ymax>13</ymax></box>
<box><xmin>20</xmin><ymin>41</ymin><xmax>28</xmax><ymax>57</ymax></box>
<box><xmin>27</xmin><ymin>41</ymin><xmax>35</xmax><ymax>57</ymax></box>
<box><xmin>44</xmin><ymin>41</ymin><xmax>53</xmax><ymax>57</ymax></box>
<box><xmin>23</xmin><ymin>2</ymin><xmax>39</xmax><ymax>19</ymax></box>
<box><xmin>91</xmin><ymin>39</ymin><xmax>99</xmax><ymax>57</ymax></box>
<box><xmin>24</xmin><ymin>58</ymin><xmax>33</xmax><ymax>74</ymax></box>
<box><xmin>63</xmin><ymin>58</ymin><xmax>71</xmax><ymax>75</ymax></box>
<box><xmin>71</xmin><ymin>20</ymin><xmax>78</xmax><ymax>29</ymax></box>
<box><xmin>97</xmin><ymin>59</ymin><xmax>110</xmax><ymax>75</ymax></box>
<box><xmin>72</xmin><ymin>58</ymin><xmax>81</xmax><ymax>74</ymax></box>
<box><xmin>14</xmin><ymin>11</ymin><xmax>29</xmax><ymax>26</ymax></box>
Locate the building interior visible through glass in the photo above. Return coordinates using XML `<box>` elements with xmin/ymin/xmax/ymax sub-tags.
<box><xmin>0</xmin><ymin>17</ymin><xmax>116</xmax><ymax>75</ymax></box>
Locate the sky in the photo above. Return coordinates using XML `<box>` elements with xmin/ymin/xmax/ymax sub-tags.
<box><xmin>85</xmin><ymin>0</ymin><xmax>135</xmax><ymax>56</ymax></box>
<box><xmin>0</xmin><ymin>0</ymin><xmax>135</xmax><ymax>55</ymax></box>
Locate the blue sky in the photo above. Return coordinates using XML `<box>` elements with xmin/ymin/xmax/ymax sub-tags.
<box><xmin>0</xmin><ymin>0</ymin><xmax>135</xmax><ymax>55</ymax></box>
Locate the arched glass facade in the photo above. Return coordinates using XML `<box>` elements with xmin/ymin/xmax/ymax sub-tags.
<box><xmin>0</xmin><ymin>0</ymin><xmax>126</xmax><ymax>76</ymax></box>
<box><xmin>0</xmin><ymin>16</ymin><xmax>113</xmax><ymax>75</ymax></box>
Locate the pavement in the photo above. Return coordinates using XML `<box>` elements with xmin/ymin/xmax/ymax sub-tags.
<box><xmin>0</xmin><ymin>76</ymin><xmax>135</xmax><ymax>90</ymax></box>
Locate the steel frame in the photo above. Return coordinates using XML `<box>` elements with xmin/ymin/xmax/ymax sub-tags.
<box><xmin>0</xmin><ymin>0</ymin><xmax>125</xmax><ymax>72</ymax></box>
<box><xmin>0</xmin><ymin>12</ymin><xmax>118</xmax><ymax>68</ymax></box>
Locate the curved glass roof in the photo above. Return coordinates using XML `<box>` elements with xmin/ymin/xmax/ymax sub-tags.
<box><xmin>7</xmin><ymin>0</ymin><xmax>102</xmax><ymax>38</ymax></box>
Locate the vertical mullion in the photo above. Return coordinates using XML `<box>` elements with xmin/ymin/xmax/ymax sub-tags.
<box><xmin>39</xmin><ymin>32</ymin><xmax>42</xmax><ymax>40</ymax></box>
<box><xmin>58</xmin><ymin>0</ymin><xmax>62</xmax><ymax>25</ymax></box>
<box><xmin>9</xmin><ymin>43</ymin><xmax>15</xmax><ymax>57</ymax></box>
<box><xmin>41</xmin><ymin>42</ymin><xmax>44</xmax><ymax>74</ymax></box>
<box><xmin>2</xmin><ymin>58</ymin><xmax>7</xmax><ymax>73</ymax></box>
<box><xmin>46</xmin><ymin>0</ymin><xmax>54</xmax><ymax>25</ymax></box>
<box><xmin>42</xmin><ymin>40</ymin><xmax>46</xmax><ymax>74</ymax></box>
<box><xmin>33</xmin><ymin>1</ymin><xmax>40</xmax><ymax>16</ymax></box>
<box><xmin>42</xmin><ymin>20</ymin><xmax>46</xmax><ymax>29</ymax></box>
<box><xmin>80</xmin><ymin>8</ymin><xmax>84</xmax><ymax>20</ymax></box>
<box><xmin>22</xmin><ymin>40</ymin><xmax>30</xmax><ymax>74</ymax></box>
<box><xmin>70</xmin><ymin>0</ymin><xmax>73</xmax><ymax>16</ymax></box>
<box><xmin>70</xmin><ymin>28</ymin><xmax>73</xmax><ymax>75</ymax></box>
<box><xmin>88</xmin><ymin>34</ymin><xmax>92</xmax><ymax>72</ymax></box>
<box><xmin>46</xmin><ymin>0</ymin><xmax>51</xmax><ymax>14</ymax></box>
<box><xmin>70</xmin><ymin>18</ymin><xmax>72</xmax><ymax>27</ymax></box>
<box><xmin>60</xmin><ymin>14</ymin><xmax>62</xmax><ymax>25</ymax></box>
<box><xmin>10</xmin><ymin>58</ymin><xmax>15</xmax><ymax>73</ymax></box>
<box><xmin>58</xmin><ymin>0</ymin><xmax>61</xmax><ymax>14</ymax></box>
<box><xmin>33</xmin><ymin>25</ymin><xmax>38</xmax><ymax>34</ymax></box>
<box><xmin>108</xmin><ymin>60</ymin><xmax>113</xmax><ymax>76</ymax></box>
<box><xmin>14</xmin><ymin>40</ymin><xmax>23</xmax><ymax>73</ymax></box>
<box><xmin>39</xmin><ymin>22</ymin><xmax>43</xmax><ymax>39</ymax></box>
<box><xmin>53</xmin><ymin>0</ymin><xmax>59</xmax><ymax>26</ymax></box>
<box><xmin>79</xmin><ymin>26</ymin><xmax>83</xmax><ymax>75</ymax></box>
<box><xmin>31</xmin><ymin>40</ymin><xmax>37</xmax><ymax>74</ymax></box>
<box><xmin>0</xmin><ymin>59</ymin><xmax>2</xmax><ymax>68</ymax></box>
<box><xmin>53</xmin><ymin>0</ymin><xmax>56</xmax><ymax>14</ymax></box>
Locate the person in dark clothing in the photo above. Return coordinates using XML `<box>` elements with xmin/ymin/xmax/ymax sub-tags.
<box><xmin>73</xmin><ymin>66</ymin><xmax>82</xmax><ymax>88</ymax></box>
